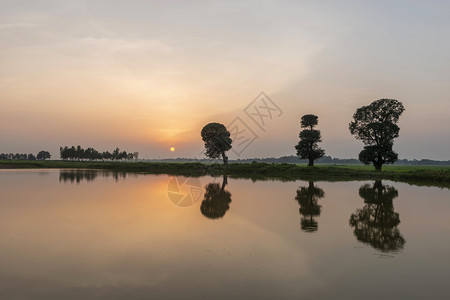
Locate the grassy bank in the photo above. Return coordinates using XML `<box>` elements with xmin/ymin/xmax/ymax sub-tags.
<box><xmin>1</xmin><ymin>160</ymin><xmax>450</xmax><ymax>188</ymax></box>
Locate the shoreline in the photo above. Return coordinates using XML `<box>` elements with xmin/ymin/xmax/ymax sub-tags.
<box><xmin>1</xmin><ymin>160</ymin><xmax>449</xmax><ymax>188</ymax></box>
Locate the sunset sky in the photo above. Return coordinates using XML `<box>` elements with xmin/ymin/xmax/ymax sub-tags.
<box><xmin>1</xmin><ymin>0</ymin><xmax>449</xmax><ymax>160</ymax></box>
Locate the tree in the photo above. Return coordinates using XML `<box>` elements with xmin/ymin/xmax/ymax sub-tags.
<box><xmin>76</xmin><ymin>145</ymin><xmax>84</xmax><ymax>161</ymax></box>
<box><xmin>112</xmin><ymin>148</ymin><xmax>121</xmax><ymax>160</ymax></box>
<box><xmin>60</xmin><ymin>145</ymin><xmax>136</xmax><ymax>161</ymax></box>
<box><xmin>295</xmin><ymin>181</ymin><xmax>324</xmax><ymax>232</ymax></box>
<box><xmin>37</xmin><ymin>151</ymin><xmax>51</xmax><ymax>160</ymax></box>
<box><xmin>200</xmin><ymin>175</ymin><xmax>232</xmax><ymax>219</ymax></box>
<box><xmin>294</xmin><ymin>114</ymin><xmax>325</xmax><ymax>166</ymax></box>
<box><xmin>349</xmin><ymin>98</ymin><xmax>405</xmax><ymax>171</ymax></box>
<box><xmin>349</xmin><ymin>181</ymin><xmax>405</xmax><ymax>252</ymax></box>
<box><xmin>120</xmin><ymin>151</ymin><xmax>128</xmax><ymax>160</ymax></box>
<box><xmin>103</xmin><ymin>151</ymin><xmax>112</xmax><ymax>161</ymax></box>
<box><xmin>201</xmin><ymin>123</ymin><xmax>232</xmax><ymax>166</ymax></box>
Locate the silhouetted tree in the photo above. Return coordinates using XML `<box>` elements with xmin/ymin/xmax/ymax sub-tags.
<box><xmin>349</xmin><ymin>181</ymin><xmax>405</xmax><ymax>252</ymax></box>
<box><xmin>36</xmin><ymin>151</ymin><xmax>51</xmax><ymax>160</ymax></box>
<box><xmin>294</xmin><ymin>114</ymin><xmax>325</xmax><ymax>166</ymax></box>
<box><xmin>349</xmin><ymin>98</ymin><xmax>405</xmax><ymax>171</ymax></box>
<box><xmin>76</xmin><ymin>145</ymin><xmax>84</xmax><ymax>161</ymax></box>
<box><xmin>103</xmin><ymin>151</ymin><xmax>112</xmax><ymax>161</ymax></box>
<box><xmin>60</xmin><ymin>147</ymin><xmax>68</xmax><ymax>160</ymax></box>
<box><xmin>85</xmin><ymin>147</ymin><xmax>97</xmax><ymax>161</ymax></box>
<box><xmin>112</xmin><ymin>147</ymin><xmax>120</xmax><ymax>160</ymax></box>
<box><xmin>15</xmin><ymin>153</ymin><xmax>27</xmax><ymax>160</ymax></box>
<box><xmin>120</xmin><ymin>150</ymin><xmax>128</xmax><ymax>160</ymax></box>
<box><xmin>201</xmin><ymin>123</ymin><xmax>232</xmax><ymax>166</ymax></box>
<box><xmin>69</xmin><ymin>146</ymin><xmax>76</xmax><ymax>160</ymax></box>
<box><xmin>295</xmin><ymin>181</ymin><xmax>324</xmax><ymax>232</ymax></box>
<box><xmin>200</xmin><ymin>175</ymin><xmax>232</xmax><ymax>219</ymax></box>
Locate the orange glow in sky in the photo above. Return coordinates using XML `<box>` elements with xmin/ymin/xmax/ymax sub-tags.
<box><xmin>1</xmin><ymin>1</ymin><xmax>450</xmax><ymax>160</ymax></box>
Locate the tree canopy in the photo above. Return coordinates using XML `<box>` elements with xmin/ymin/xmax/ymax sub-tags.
<box><xmin>294</xmin><ymin>114</ymin><xmax>325</xmax><ymax>166</ymax></box>
<box><xmin>349</xmin><ymin>98</ymin><xmax>405</xmax><ymax>171</ymax></box>
<box><xmin>300</xmin><ymin>114</ymin><xmax>319</xmax><ymax>129</ymax></box>
<box><xmin>36</xmin><ymin>151</ymin><xmax>51</xmax><ymax>160</ymax></box>
<box><xmin>201</xmin><ymin>123</ymin><xmax>232</xmax><ymax>166</ymax></box>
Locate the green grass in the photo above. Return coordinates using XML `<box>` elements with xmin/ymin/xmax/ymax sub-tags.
<box><xmin>1</xmin><ymin>160</ymin><xmax>450</xmax><ymax>188</ymax></box>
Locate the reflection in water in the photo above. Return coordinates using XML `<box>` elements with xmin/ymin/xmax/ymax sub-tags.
<box><xmin>295</xmin><ymin>181</ymin><xmax>324</xmax><ymax>233</ymax></box>
<box><xmin>167</xmin><ymin>176</ymin><xmax>203</xmax><ymax>207</ymax></box>
<box><xmin>2</xmin><ymin>170</ymin><xmax>450</xmax><ymax>299</ymax></box>
<box><xmin>59</xmin><ymin>169</ymin><xmax>129</xmax><ymax>183</ymax></box>
<box><xmin>200</xmin><ymin>175</ymin><xmax>232</xmax><ymax>219</ymax></box>
<box><xmin>349</xmin><ymin>180</ymin><xmax>406</xmax><ymax>252</ymax></box>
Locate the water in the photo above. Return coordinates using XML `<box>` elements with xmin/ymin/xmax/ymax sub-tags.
<box><xmin>1</xmin><ymin>169</ymin><xmax>449</xmax><ymax>299</ymax></box>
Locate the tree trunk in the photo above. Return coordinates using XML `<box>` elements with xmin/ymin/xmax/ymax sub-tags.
<box><xmin>374</xmin><ymin>162</ymin><xmax>382</xmax><ymax>171</ymax></box>
<box><xmin>308</xmin><ymin>158</ymin><xmax>314</xmax><ymax>166</ymax></box>
<box><xmin>374</xmin><ymin>155</ymin><xmax>383</xmax><ymax>171</ymax></box>
<box><xmin>222</xmin><ymin>152</ymin><xmax>228</xmax><ymax>167</ymax></box>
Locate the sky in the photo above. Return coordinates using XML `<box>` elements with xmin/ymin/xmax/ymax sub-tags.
<box><xmin>1</xmin><ymin>0</ymin><xmax>449</xmax><ymax>160</ymax></box>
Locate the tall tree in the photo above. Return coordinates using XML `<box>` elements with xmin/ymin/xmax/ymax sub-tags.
<box><xmin>294</xmin><ymin>114</ymin><xmax>325</xmax><ymax>166</ymax></box>
<box><xmin>349</xmin><ymin>98</ymin><xmax>405</xmax><ymax>171</ymax></box>
<box><xmin>112</xmin><ymin>148</ymin><xmax>121</xmax><ymax>160</ymax></box>
<box><xmin>76</xmin><ymin>145</ymin><xmax>84</xmax><ymax>161</ymax></box>
<box><xmin>201</xmin><ymin>123</ymin><xmax>232</xmax><ymax>166</ymax></box>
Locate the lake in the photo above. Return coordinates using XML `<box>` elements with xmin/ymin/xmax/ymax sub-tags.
<box><xmin>1</xmin><ymin>169</ymin><xmax>449</xmax><ymax>299</ymax></box>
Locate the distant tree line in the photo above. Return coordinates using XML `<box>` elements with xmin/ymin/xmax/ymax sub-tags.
<box><xmin>0</xmin><ymin>151</ymin><xmax>51</xmax><ymax>161</ymax></box>
<box><xmin>60</xmin><ymin>145</ymin><xmax>139</xmax><ymax>161</ymax></box>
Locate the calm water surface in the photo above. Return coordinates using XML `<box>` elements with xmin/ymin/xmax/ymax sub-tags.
<box><xmin>1</xmin><ymin>169</ymin><xmax>449</xmax><ymax>299</ymax></box>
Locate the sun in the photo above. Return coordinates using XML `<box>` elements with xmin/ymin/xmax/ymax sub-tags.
<box><xmin>170</xmin><ymin>147</ymin><xmax>175</xmax><ymax>152</ymax></box>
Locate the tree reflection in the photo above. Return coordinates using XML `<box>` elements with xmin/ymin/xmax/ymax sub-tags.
<box><xmin>295</xmin><ymin>181</ymin><xmax>324</xmax><ymax>232</ymax></box>
<box><xmin>349</xmin><ymin>180</ymin><xmax>405</xmax><ymax>252</ymax></box>
<box><xmin>200</xmin><ymin>175</ymin><xmax>232</xmax><ymax>219</ymax></box>
<box><xmin>59</xmin><ymin>169</ymin><xmax>99</xmax><ymax>183</ymax></box>
<box><xmin>59</xmin><ymin>169</ymin><xmax>129</xmax><ymax>183</ymax></box>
